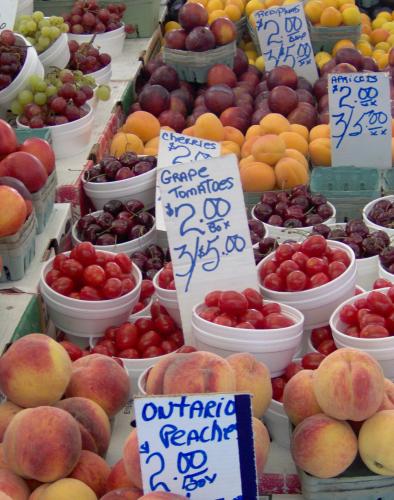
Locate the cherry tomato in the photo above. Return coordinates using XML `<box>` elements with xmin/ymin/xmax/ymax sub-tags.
<box><xmin>176</xmin><ymin>345</ymin><xmax>196</xmax><ymax>353</ymax></box>
<box><xmin>329</xmin><ymin>249</ymin><xmax>350</xmax><ymax>267</ymax></box>
<box><xmin>373</xmin><ymin>278</ymin><xmax>392</xmax><ymax>289</ymax></box>
<box><xmin>53</xmin><ymin>253</ymin><xmax>69</xmax><ymax>271</ymax></box>
<box><xmin>115</xmin><ymin>253</ymin><xmax>132</xmax><ymax>273</ymax></box>
<box><xmin>59</xmin><ymin>341</ymin><xmax>83</xmax><ymax>361</ymax></box>
<box><xmin>388</xmin><ymin>287</ymin><xmax>394</xmax><ymax>303</ymax></box>
<box><xmin>105</xmin><ymin>327</ymin><xmax>118</xmax><ymax>341</ymax></box>
<box><xmin>300</xmin><ymin>235</ymin><xmax>327</xmax><ymax>257</ymax></box>
<box><xmin>83</xmin><ymin>265</ymin><xmax>106</xmax><ymax>287</ymax></box>
<box><xmin>354</xmin><ymin>297</ymin><xmax>368</xmax><ymax>310</ymax></box>
<box><xmin>261</xmin><ymin>303</ymin><xmax>281</xmax><ymax>316</ymax></box>
<box><xmin>366</xmin><ymin>291</ymin><xmax>394</xmax><ymax>317</ymax></box>
<box><xmin>52</xmin><ymin>277</ymin><xmax>74</xmax><ymax>296</ymax></box>
<box><xmin>284</xmin><ymin>361</ymin><xmax>303</xmax><ymax>382</ymax></box>
<box><xmin>213</xmin><ymin>315</ymin><xmax>234</xmax><ymax>327</ymax></box>
<box><xmin>218</xmin><ymin>291</ymin><xmax>249</xmax><ymax>316</ymax></box>
<box><xmin>311</xmin><ymin>326</ymin><xmax>332</xmax><ymax>348</ymax></box>
<box><xmin>161</xmin><ymin>339</ymin><xmax>178</xmax><ymax>354</ymax></box>
<box><xmin>277</xmin><ymin>259</ymin><xmax>300</xmax><ymax>278</ymax></box>
<box><xmin>359</xmin><ymin>313</ymin><xmax>386</xmax><ymax>329</ymax></box>
<box><xmin>102</xmin><ymin>278</ymin><xmax>122</xmax><ymax>299</ymax></box>
<box><xmin>309</xmin><ymin>272</ymin><xmax>329</xmax><ymax>289</ymax></box>
<box><xmin>143</xmin><ymin>345</ymin><xmax>166</xmax><ymax>358</ymax></box>
<box><xmin>291</xmin><ymin>251</ymin><xmax>308</xmax><ymax>270</ymax></box>
<box><xmin>140</xmin><ymin>280</ymin><xmax>155</xmax><ymax>300</ymax></box>
<box><xmin>96</xmin><ymin>339</ymin><xmax>116</xmax><ymax>356</ymax></box>
<box><xmin>301</xmin><ymin>353</ymin><xmax>325</xmax><ymax>370</ymax></box>
<box><xmin>115</xmin><ymin>323</ymin><xmax>139</xmax><ymax>351</ymax></box>
<box><xmin>317</xmin><ymin>339</ymin><xmax>337</xmax><ymax>355</ymax></box>
<box><xmin>235</xmin><ymin>321</ymin><xmax>255</xmax><ymax>329</ymax></box>
<box><xmin>150</xmin><ymin>300</ymin><xmax>168</xmax><ymax>318</ymax></box>
<box><xmin>80</xmin><ymin>286</ymin><xmax>101</xmax><ymax>300</ymax></box>
<box><xmin>46</xmin><ymin>269</ymin><xmax>61</xmax><ymax>286</ymax></box>
<box><xmin>205</xmin><ymin>290</ymin><xmax>221</xmax><ymax>307</ymax></box>
<box><xmin>198</xmin><ymin>306</ymin><xmax>220</xmax><ymax>322</ymax></box>
<box><xmin>132</xmin><ymin>302</ymin><xmax>145</xmax><ymax>313</ymax></box>
<box><xmin>95</xmin><ymin>251</ymin><xmax>108</xmax><ymax>267</ymax></box>
<box><xmin>275</xmin><ymin>244</ymin><xmax>295</xmax><ymax>263</ymax></box>
<box><xmin>360</xmin><ymin>325</ymin><xmax>389</xmax><ymax>338</ymax></box>
<box><xmin>91</xmin><ymin>345</ymin><xmax>110</xmax><ymax>356</ymax></box>
<box><xmin>263</xmin><ymin>313</ymin><xmax>294</xmax><ymax>329</ymax></box>
<box><xmin>121</xmin><ymin>277</ymin><xmax>135</xmax><ymax>295</ymax></box>
<box><xmin>170</xmin><ymin>330</ymin><xmax>184</xmax><ymax>347</ymax></box>
<box><xmin>345</xmin><ymin>325</ymin><xmax>360</xmax><ymax>337</ymax></box>
<box><xmin>239</xmin><ymin>309</ymin><xmax>265</xmax><ymax>328</ymax></box>
<box><xmin>305</xmin><ymin>257</ymin><xmax>327</xmax><ymax>277</ymax></box>
<box><xmin>286</xmin><ymin>270</ymin><xmax>307</xmax><ymax>292</ymax></box>
<box><xmin>339</xmin><ymin>304</ymin><xmax>358</xmax><ymax>325</ymax></box>
<box><xmin>69</xmin><ymin>292</ymin><xmax>81</xmax><ymax>299</ymax></box>
<box><xmin>263</xmin><ymin>273</ymin><xmax>284</xmax><ymax>291</ymax></box>
<box><xmin>328</xmin><ymin>261</ymin><xmax>346</xmax><ymax>280</ymax></box>
<box><xmin>242</xmin><ymin>288</ymin><xmax>263</xmax><ymax>310</ymax></box>
<box><xmin>138</xmin><ymin>330</ymin><xmax>162</xmax><ymax>352</ymax></box>
<box><xmin>158</xmin><ymin>268</ymin><xmax>173</xmax><ymax>289</ymax></box>
<box><xmin>135</xmin><ymin>318</ymin><xmax>155</xmax><ymax>335</ymax></box>
<box><xmin>60</xmin><ymin>258</ymin><xmax>84</xmax><ymax>281</ymax></box>
<box><xmin>259</xmin><ymin>259</ymin><xmax>277</xmax><ymax>280</ymax></box>
<box><xmin>271</xmin><ymin>377</ymin><xmax>286</xmax><ymax>401</ymax></box>
<box><xmin>118</xmin><ymin>348</ymin><xmax>140</xmax><ymax>359</ymax></box>
<box><xmin>75</xmin><ymin>242</ymin><xmax>96</xmax><ymax>266</ymax></box>
<box><xmin>105</xmin><ymin>261</ymin><xmax>122</xmax><ymax>279</ymax></box>
<box><xmin>154</xmin><ymin>315</ymin><xmax>176</xmax><ymax>336</ymax></box>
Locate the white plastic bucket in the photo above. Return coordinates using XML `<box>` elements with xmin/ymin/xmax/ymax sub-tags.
<box><xmin>0</xmin><ymin>36</ymin><xmax>44</xmax><ymax>117</ymax></box>
<box><xmin>83</xmin><ymin>167</ymin><xmax>156</xmax><ymax>211</ymax></box>
<box><xmin>258</xmin><ymin>240</ymin><xmax>357</xmax><ymax>330</ymax></box>
<box><xmin>379</xmin><ymin>261</ymin><xmax>393</xmax><ymax>283</ymax></box>
<box><xmin>72</xmin><ymin>210</ymin><xmax>157</xmax><ymax>255</ymax></box>
<box><xmin>67</xmin><ymin>25</ymin><xmax>126</xmax><ymax>58</ymax></box>
<box><xmin>17</xmin><ymin>0</ymin><xmax>33</xmax><ymax>15</ymax></box>
<box><xmin>138</xmin><ymin>366</ymin><xmax>151</xmax><ymax>395</ymax></box>
<box><xmin>363</xmin><ymin>195</ymin><xmax>394</xmax><ymax>238</ymax></box>
<box><xmin>192</xmin><ymin>322</ymin><xmax>303</xmax><ymax>378</ymax></box>
<box><xmin>251</xmin><ymin>202</ymin><xmax>336</xmax><ymax>243</ymax></box>
<box><xmin>17</xmin><ymin>103</ymin><xmax>94</xmax><ymax>159</ymax></box>
<box><xmin>38</xmin><ymin>33</ymin><xmax>70</xmax><ymax>71</ymax></box>
<box><xmin>152</xmin><ymin>270</ymin><xmax>181</xmax><ymax>326</ymax></box>
<box><xmin>264</xmin><ymin>398</ymin><xmax>290</xmax><ymax>449</ymax></box>
<box><xmin>130</xmin><ymin>296</ymin><xmax>154</xmax><ymax>319</ymax></box>
<box><xmin>39</xmin><ymin>251</ymin><xmax>142</xmax><ymax>337</ymax></box>
<box><xmin>89</xmin><ymin>63</ymin><xmax>112</xmax><ymax>85</ymax></box>
<box><xmin>192</xmin><ymin>301</ymin><xmax>304</xmax><ymax>341</ymax></box>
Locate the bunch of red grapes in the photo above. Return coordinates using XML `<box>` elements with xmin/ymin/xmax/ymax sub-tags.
<box><xmin>0</xmin><ymin>30</ymin><xmax>27</xmax><ymax>91</ymax></box>
<box><xmin>67</xmin><ymin>39</ymin><xmax>111</xmax><ymax>74</ymax></box>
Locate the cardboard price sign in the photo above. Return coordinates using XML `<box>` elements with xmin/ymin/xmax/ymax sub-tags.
<box><xmin>328</xmin><ymin>72</ymin><xmax>392</xmax><ymax>169</ymax></box>
<box><xmin>156</xmin><ymin>130</ymin><xmax>221</xmax><ymax>231</ymax></box>
<box><xmin>254</xmin><ymin>3</ymin><xmax>318</xmax><ymax>84</ymax></box>
<box><xmin>134</xmin><ymin>393</ymin><xmax>258</xmax><ymax>500</ymax></box>
<box><xmin>0</xmin><ymin>1</ymin><xmax>17</xmax><ymax>31</ymax></box>
<box><xmin>159</xmin><ymin>154</ymin><xmax>258</xmax><ymax>340</ymax></box>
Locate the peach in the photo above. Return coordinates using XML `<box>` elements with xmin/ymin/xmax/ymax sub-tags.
<box><xmin>0</xmin><ymin>469</ymin><xmax>29</xmax><ymax>500</ymax></box>
<box><xmin>39</xmin><ymin>478</ymin><xmax>96</xmax><ymax>500</ymax></box>
<box><xmin>0</xmin><ymin>444</ymin><xmax>9</xmax><ymax>470</ymax></box>
<box><xmin>68</xmin><ymin>450</ymin><xmax>110</xmax><ymax>497</ymax></box>
<box><xmin>378</xmin><ymin>379</ymin><xmax>394</xmax><ymax>410</ymax></box>
<box><xmin>100</xmin><ymin>488</ymin><xmax>142</xmax><ymax>499</ymax></box>
<box><xmin>122</xmin><ymin>430</ymin><xmax>142</xmax><ymax>490</ymax></box>
<box><xmin>0</xmin><ymin>334</ymin><xmax>72</xmax><ymax>408</ymax></box>
<box><xmin>0</xmin><ymin>402</ymin><xmax>22</xmax><ymax>441</ymax></box>
<box><xmin>359</xmin><ymin>410</ymin><xmax>394</xmax><ymax>475</ymax></box>
<box><xmin>161</xmin><ymin>351</ymin><xmax>236</xmax><ymax>395</ymax></box>
<box><xmin>283</xmin><ymin>370</ymin><xmax>322</xmax><ymax>425</ymax></box>
<box><xmin>252</xmin><ymin>417</ymin><xmax>270</xmax><ymax>480</ymax></box>
<box><xmin>312</xmin><ymin>348</ymin><xmax>385</xmax><ymax>421</ymax></box>
<box><xmin>3</xmin><ymin>406</ymin><xmax>82</xmax><ymax>482</ymax></box>
<box><xmin>139</xmin><ymin>494</ymin><xmax>187</xmax><ymax>499</ymax></box>
<box><xmin>55</xmin><ymin>397</ymin><xmax>111</xmax><ymax>456</ymax></box>
<box><xmin>106</xmin><ymin>459</ymin><xmax>134</xmax><ymax>491</ymax></box>
<box><xmin>65</xmin><ymin>354</ymin><xmax>130</xmax><ymax>417</ymax></box>
<box><xmin>28</xmin><ymin>484</ymin><xmax>49</xmax><ymax>500</ymax></box>
<box><xmin>146</xmin><ymin>355</ymin><xmax>179</xmax><ymax>395</ymax></box>
<box><xmin>291</xmin><ymin>413</ymin><xmax>358</xmax><ymax>478</ymax></box>
<box><xmin>227</xmin><ymin>353</ymin><xmax>272</xmax><ymax>418</ymax></box>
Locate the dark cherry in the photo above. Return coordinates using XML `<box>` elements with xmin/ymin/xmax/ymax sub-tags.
<box><xmin>133</xmin><ymin>161</ymin><xmax>153</xmax><ymax>176</ymax></box>
<box><xmin>96</xmin><ymin>212</ymin><xmax>114</xmax><ymax>229</ymax></box>
<box><xmin>77</xmin><ymin>214</ymin><xmax>96</xmax><ymax>232</ymax></box>
<box><xmin>96</xmin><ymin>233</ymin><xmax>116</xmax><ymax>245</ymax></box>
<box><xmin>111</xmin><ymin>219</ymin><xmax>130</xmax><ymax>236</ymax></box>
<box><xmin>103</xmin><ymin>200</ymin><xmax>124</xmax><ymax>216</ymax></box>
<box><xmin>125</xmin><ymin>200</ymin><xmax>145</xmax><ymax>214</ymax></box>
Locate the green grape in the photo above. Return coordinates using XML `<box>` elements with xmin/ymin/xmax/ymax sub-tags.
<box><xmin>26</xmin><ymin>20</ymin><xmax>37</xmax><ymax>32</ymax></box>
<box><xmin>28</xmin><ymin>74</ymin><xmax>43</xmax><ymax>90</ymax></box>
<box><xmin>34</xmin><ymin>92</ymin><xmax>47</xmax><ymax>106</ymax></box>
<box><xmin>41</xmin><ymin>26</ymin><xmax>51</xmax><ymax>37</ymax></box>
<box><xmin>36</xmin><ymin>80</ymin><xmax>47</xmax><ymax>92</ymax></box>
<box><xmin>84</xmin><ymin>76</ymin><xmax>95</xmax><ymax>86</ymax></box>
<box><xmin>60</xmin><ymin>23</ymin><xmax>69</xmax><ymax>33</ymax></box>
<box><xmin>17</xmin><ymin>15</ymin><xmax>30</xmax><ymax>23</ymax></box>
<box><xmin>46</xmin><ymin>84</ymin><xmax>57</xmax><ymax>97</ymax></box>
<box><xmin>74</xmin><ymin>70</ymin><xmax>83</xmax><ymax>80</ymax></box>
<box><xmin>38</xmin><ymin>19</ymin><xmax>50</xmax><ymax>28</ymax></box>
<box><xmin>32</xmin><ymin>11</ymin><xmax>45</xmax><ymax>23</ymax></box>
<box><xmin>10</xmin><ymin>101</ymin><xmax>23</xmax><ymax>116</ymax></box>
<box><xmin>49</xmin><ymin>26</ymin><xmax>60</xmax><ymax>40</ymax></box>
<box><xmin>38</xmin><ymin>36</ymin><xmax>50</xmax><ymax>50</ymax></box>
<box><xmin>18</xmin><ymin>90</ymin><xmax>34</xmax><ymax>106</ymax></box>
<box><xmin>18</xmin><ymin>22</ymin><xmax>30</xmax><ymax>35</ymax></box>
<box><xmin>96</xmin><ymin>85</ymin><xmax>111</xmax><ymax>101</ymax></box>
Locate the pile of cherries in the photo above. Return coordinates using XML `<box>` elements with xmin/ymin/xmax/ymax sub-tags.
<box><xmin>380</xmin><ymin>246</ymin><xmax>394</xmax><ymax>275</ymax></box>
<box><xmin>85</xmin><ymin>153</ymin><xmax>156</xmax><ymax>183</ymax></box>
<box><xmin>77</xmin><ymin>199</ymin><xmax>154</xmax><ymax>246</ymax></box>
<box><xmin>67</xmin><ymin>39</ymin><xmax>111</xmax><ymax>74</ymax></box>
<box><xmin>310</xmin><ymin>325</ymin><xmax>337</xmax><ymax>355</ymax></box>
<box><xmin>338</xmin><ymin>289</ymin><xmax>394</xmax><ymax>338</ymax></box>
<box><xmin>132</xmin><ymin>245</ymin><xmax>170</xmax><ymax>281</ymax></box>
<box><xmin>366</xmin><ymin>198</ymin><xmax>394</xmax><ymax>230</ymax></box>
<box><xmin>45</xmin><ymin>242</ymin><xmax>136</xmax><ymax>300</ymax></box>
<box><xmin>253</xmin><ymin>186</ymin><xmax>334</xmax><ymax>228</ymax></box>
<box><xmin>260</xmin><ymin>235</ymin><xmax>351</xmax><ymax>292</ymax></box>
<box><xmin>198</xmin><ymin>289</ymin><xmax>295</xmax><ymax>329</ymax></box>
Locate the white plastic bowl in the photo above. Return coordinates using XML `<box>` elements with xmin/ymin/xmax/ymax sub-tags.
<box><xmin>379</xmin><ymin>260</ymin><xmax>393</xmax><ymax>283</ymax></box>
<box><xmin>67</xmin><ymin>24</ymin><xmax>126</xmax><ymax>58</ymax></box>
<box><xmin>192</xmin><ymin>301</ymin><xmax>304</xmax><ymax>341</ymax></box>
<box><xmin>72</xmin><ymin>210</ymin><xmax>157</xmax><ymax>255</ymax></box>
<box><xmin>38</xmin><ymin>33</ymin><xmax>70</xmax><ymax>71</ymax></box>
<box><xmin>192</xmin><ymin>322</ymin><xmax>303</xmax><ymax>378</ymax></box>
<box><xmin>17</xmin><ymin>0</ymin><xmax>33</xmax><ymax>15</ymax></box>
<box><xmin>251</xmin><ymin>202</ymin><xmax>336</xmax><ymax>243</ymax></box>
<box><xmin>40</xmin><ymin>251</ymin><xmax>142</xmax><ymax>337</ymax></box>
<box><xmin>89</xmin><ymin>63</ymin><xmax>112</xmax><ymax>85</ymax></box>
<box><xmin>363</xmin><ymin>195</ymin><xmax>394</xmax><ymax>238</ymax></box>
<box><xmin>152</xmin><ymin>269</ymin><xmax>181</xmax><ymax>326</ymax></box>
<box><xmin>264</xmin><ymin>398</ymin><xmax>290</xmax><ymax>449</ymax></box>
<box><xmin>83</xmin><ymin>166</ymin><xmax>156</xmax><ymax>211</ymax></box>
<box><xmin>0</xmin><ymin>35</ymin><xmax>44</xmax><ymax>117</ymax></box>
<box><xmin>130</xmin><ymin>296</ymin><xmax>154</xmax><ymax>319</ymax></box>
<box><xmin>138</xmin><ymin>365</ymin><xmax>151</xmax><ymax>395</ymax></box>
<box><xmin>258</xmin><ymin>240</ymin><xmax>357</xmax><ymax>330</ymax></box>
<box><xmin>17</xmin><ymin>103</ymin><xmax>94</xmax><ymax>159</ymax></box>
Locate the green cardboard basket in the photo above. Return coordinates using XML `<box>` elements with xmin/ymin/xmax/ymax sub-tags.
<box><xmin>382</xmin><ymin>168</ymin><xmax>394</xmax><ymax>196</ymax></box>
<box><xmin>307</xmin><ymin>19</ymin><xmax>361</xmax><ymax>53</ymax></box>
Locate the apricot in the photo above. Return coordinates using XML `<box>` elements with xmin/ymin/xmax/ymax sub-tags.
<box><xmin>320</xmin><ymin>6</ymin><xmax>342</xmax><ymax>27</ymax></box>
<box><xmin>3</xmin><ymin>406</ymin><xmax>81</xmax><ymax>482</ymax></box>
<box><xmin>0</xmin><ymin>402</ymin><xmax>22</xmax><ymax>441</ymax></box>
<box><xmin>239</xmin><ymin>155</ymin><xmax>255</xmax><ymax>171</ymax></box>
<box><xmin>245</xmin><ymin>124</ymin><xmax>262</xmax><ymax>139</ymax></box>
<box><xmin>109</xmin><ymin>133</ymin><xmax>144</xmax><ymax>157</ymax></box>
<box><xmin>284</xmin><ymin>148</ymin><xmax>309</xmax><ymax>171</ymax></box>
<box><xmin>221</xmin><ymin>140</ymin><xmax>241</xmax><ymax>158</ymax></box>
<box><xmin>0</xmin><ymin>469</ymin><xmax>29</xmax><ymax>500</ymax></box>
<box><xmin>283</xmin><ymin>370</ymin><xmax>322</xmax><ymax>425</ymax></box>
<box><xmin>279</xmin><ymin>132</ymin><xmax>309</xmax><ymax>156</ymax></box>
<box><xmin>309</xmin><ymin>137</ymin><xmax>332</xmax><ymax>166</ymax></box>
<box><xmin>194</xmin><ymin>113</ymin><xmax>225</xmax><ymax>141</ymax></box>
<box><xmin>223</xmin><ymin>125</ymin><xmax>244</xmax><ymax>146</ymax></box>
<box><xmin>251</xmin><ymin>135</ymin><xmax>286</xmax><ymax>165</ymax></box>
<box><xmin>68</xmin><ymin>450</ymin><xmax>110</xmax><ymax>497</ymax></box>
<box><xmin>260</xmin><ymin>113</ymin><xmax>290</xmax><ymax>135</ymax></box>
<box><xmin>0</xmin><ymin>334</ymin><xmax>72</xmax><ymax>408</ymax></box>
<box><xmin>240</xmin><ymin>162</ymin><xmax>276</xmax><ymax>192</ymax></box>
<box><xmin>182</xmin><ymin>126</ymin><xmax>195</xmax><ymax>136</ymax></box>
<box><xmin>123</xmin><ymin>112</ymin><xmax>160</xmax><ymax>143</ymax></box>
<box><xmin>309</xmin><ymin>123</ymin><xmax>330</xmax><ymax>141</ymax></box>
<box><xmin>275</xmin><ymin>157</ymin><xmax>309</xmax><ymax>189</ymax></box>
<box><xmin>39</xmin><ymin>478</ymin><xmax>96</xmax><ymax>500</ymax></box>
<box><xmin>304</xmin><ymin>0</ymin><xmax>324</xmax><ymax>23</ymax></box>
<box><xmin>241</xmin><ymin>135</ymin><xmax>259</xmax><ymax>158</ymax></box>
<box><xmin>289</xmin><ymin>123</ymin><xmax>309</xmax><ymax>141</ymax></box>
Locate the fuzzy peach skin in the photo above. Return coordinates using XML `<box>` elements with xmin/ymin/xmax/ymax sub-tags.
<box><xmin>0</xmin><ymin>402</ymin><xmax>22</xmax><ymax>441</ymax></box>
<box><xmin>312</xmin><ymin>348</ymin><xmax>385</xmax><ymax>421</ymax></box>
<box><xmin>0</xmin><ymin>334</ymin><xmax>72</xmax><ymax>408</ymax></box>
<box><xmin>65</xmin><ymin>354</ymin><xmax>130</xmax><ymax>417</ymax></box>
<box><xmin>0</xmin><ymin>444</ymin><xmax>10</xmax><ymax>470</ymax></box>
<box><xmin>100</xmin><ymin>487</ymin><xmax>143</xmax><ymax>499</ymax></box>
<box><xmin>227</xmin><ymin>353</ymin><xmax>272</xmax><ymax>419</ymax></box>
<box><xmin>106</xmin><ymin>459</ymin><xmax>134</xmax><ymax>492</ymax></box>
<box><xmin>0</xmin><ymin>469</ymin><xmax>29</xmax><ymax>500</ymax></box>
<box><xmin>158</xmin><ymin>351</ymin><xmax>236</xmax><ymax>395</ymax></box>
<box><xmin>39</xmin><ymin>478</ymin><xmax>96</xmax><ymax>500</ymax></box>
<box><xmin>28</xmin><ymin>484</ymin><xmax>49</xmax><ymax>500</ymax></box>
<box><xmin>122</xmin><ymin>430</ymin><xmax>142</xmax><ymax>490</ymax></box>
<box><xmin>283</xmin><ymin>370</ymin><xmax>322</xmax><ymax>425</ymax></box>
<box><xmin>145</xmin><ymin>355</ymin><xmax>179</xmax><ymax>395</ymax></box>
<box><xmin>139</xmin><ymin>494</ymin><xmax>187</xmax><ymax>499</ymax></box>
<box><xmin>2</xmin><ymin>406</ymin><xmax>81</xmax><ymax>483</ymax></box>
<box><xmin>252</xmin><ymin>417</ymin><xmax>270</xmax><ymax>481</ymax></box>
<box><xmin>359</xmin><ymin>410</ymin><xmax>394</xmax><ymax>475</ymax></box>
<box><xmin>291</xmin><ymin>413</ymin><xmax>358</xmax><ymax>478</ymax></box>
<box><xmin>378</xmin><ymin>379</ymin><xmax>394</xmax><ymax>411</ymax></box>
<box><xmin>68</xmin><ymin>450</ymin><xmax>110</xmax><ymax>497</ymax></box>
<box><xmin>55</xmin><ymin>397</ymin><xmax>111</xmax><ymax>456</ymax></box>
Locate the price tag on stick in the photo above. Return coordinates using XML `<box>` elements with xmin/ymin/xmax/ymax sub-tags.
<box><xmin>0</xmin><ymin>0</ymin><xmax>17</xmax><ymax>31</ymax></box>
<box><xmin>328</xmin><ymin>72</ymin><xmax>392</xmax><ymax>168</ymax></box>
<box><xmin>159</xmin><ymin>154</ymin><xmax>258</xmax><ymax>341</ymax></box>
<box><xmin>135</xmin><ymin>393</ymin><xmax>258</xmax><ymax>500</ymax></box>
<box><xmin>254</xmin><ymin>3</ymin><xmax>318</xmax><ymax>84</ymax></box>
<box><xmin>156</xmin><ymin>130</ymin><xmax>221</xmax><ymax>231</ymax></box>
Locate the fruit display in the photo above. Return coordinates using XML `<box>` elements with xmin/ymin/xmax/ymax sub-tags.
<box><xmin>76</xmin><ymin>199</ymin><xmax>154</xmax><ymax>246</ymax></box>
<box><xmin>309</xmin><ymin>324</ymin><xmax>337</xmax><ymax>354</ymax></box>
<box><xmin>45</xmin><ymin>243</ymin><xmax>137</xmax><ymax>300</ymax></box>
<box><xmin>67</xmin><ymin>39</ymin><xmax>112</xmax><ymax>74</ymax></box>
<box><xmin>380</xmin><ymin>246</ymin><xmax>394</xmax><ymax>275</ymax></box>
<box><xmin>304</xmin><ymin>0</ymin><xmax>361</xmax><ymax>28</ymax></box>
<box><xmin>62</xmin><ymin>0</ymin><xmax>129</xmax><ymax>34</ymax></box>
<box><xmin>14</xmin><ymin>12</ymin><xmax>69</xmax><ymax>53</ymax></box>
<box><xmin>365</xmin><ymin>197</ymin><xmax>394</xmax><ymax>231</ymax></box>
<box><xmin>0</xmin><ymin>30</ymin><xmax>27</xmax><ymax>91</ymax></box>
<box><xmin>131</xmin><ymin>244</ymin><xmax>170</xmax><ymax>280</ymax></box>
<box><xmin>84</xmin><ymin>153</ymin><xmax>156</xmax><ymax>182</ymax></box>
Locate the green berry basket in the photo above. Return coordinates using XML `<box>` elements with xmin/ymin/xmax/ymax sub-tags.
<box><xmin>382</xmin><ymin>168</ymin><xmax>394</xmax><ymax>196</ymax></box>
<box><xmin>310</xmin><ymin>167</ymin><xmax>381</xmax><ymax>222</ymax></box>
<box><xmin>235</xmin><ymin>16</ymin><xmax>247</xmax><ymax>42</ymax></box>
<box><xmin>307</xmin><ymin>19</ymin><xmax>362</xmax><ymax>53</ymax></box>
<box><xmin>246</xmin><ymin>19</ymin><xmax>261</xmax><ymax>55</ymax></box>
<box><xmin>163</xmin><ymin>41</ymin><xmax>237</xmax><ymax>83</ymax></box>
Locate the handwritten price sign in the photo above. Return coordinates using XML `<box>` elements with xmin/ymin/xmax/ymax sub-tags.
<box><xmin>0</xmin><ymin>1</ymin><xmax>17</xmax><ymax>31</ymax></box>
<box><xmin>156</xmin><ymin>130</ymin><xmax>221</xmax><ymax>231</ymax></box>
<box><xmin>135</xmin><ymin>394</ymin><xmax>258</xmax><ymax>500</ymax></box>
<box><xmin>255</xmin><ymin>3</ymin><xmax>318</xmax><ymax>84</ymax></box>
<box><xmin>328</xmin><ymin>72</ymin><xmax>392</xmax><ymax>168</ymax></box>
<box><xmin>159</xmin><ymin>154</ymin><xmax>258</xmax><ymax>339</ymax></box>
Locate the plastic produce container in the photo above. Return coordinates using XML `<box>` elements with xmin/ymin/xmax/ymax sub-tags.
<box><xmin>308</xmin><ymin>20</ymin><xmax>362</xmax><ymax>53</ymax></box>
<box><xmin>0</xmin><ymin>214</ymin><xmax>36</xmax><ymax>282</ymax></box>
<box><xmin>67</xmin><ymin>24</ymin><xmax>126</xmax><ymax>58</ymax></box>
<box><xmin>264</xmin><ymin>396</ymin><xmax>291</xmax><ymax>449</ymax></box>
<box><xmin>31</xmin><ymin>171</ymin><xmax>57</xmax><ymax>234</ymax></box>
<box><xmin>89</xmin><ymin>63</ymin><xmax>112</xmax><ymax>86</ymax></box>
<box><xmin>382</xmin><ymin>168</ymin><xmax>394</xmax><ymax>196</ymax></box>
<box><xmin>152</xmin><ymin>270</ymin><xmax>181</xmax><ymax>327</ymax></box>
<box><xmin>378</xmin><ymin>261</ymin><xmax>393</xmax><ymax>283</ymax></box>
<box><xmin>310</xmin><ymin>167</ymin><xmax>381</xmax><ymax>222</ymax></box>
<box><xmin>363</xmin><ymin>195</ymin><xmax>394</xmax><ymax>238</ymax></box>
<box><xmin>38</xmin><ymin>33</ymin><xmax>70</xmax><ymax>71</ymax></box>
<box><xmin>129</xmin><ymin>296</ymin><xmax>154</xmax><ymax>319</ymax></box>
<box><xmin>83</xmin><ymin>166</ymin><xmax>156</xmax><ymax>211</ymax></box>
<box><xmin>40</xmin><ymin>251</ymin><xmax>142</xmax><ymax>337</ymax></box>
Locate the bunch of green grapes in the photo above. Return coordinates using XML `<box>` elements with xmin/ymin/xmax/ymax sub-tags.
<box><xmin>14</xmin><ymin>11</ymin><xmax>69</xmax><ymax>53</ymax></box>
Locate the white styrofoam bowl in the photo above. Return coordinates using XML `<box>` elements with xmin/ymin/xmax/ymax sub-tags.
<box><xmin>363</xmin><ymin>195</ymin><xmax>394</xmax><ymax>238</ymax></box>
<box><xmin>67</xmin><ymin>24</ymin><xmax>126</xmax><ymax>58</ymax></box>
<box><xmin>379</xmin><ymin>260</ymin><xmax>393</xmax><ymax>283</ymax></box>
<box><xmin>89</xmin><ymin>63</ymin><xmax>112</xmax><ymax>85</ymax></box>
<box><xmin>39</xmin><ymin>33</ymin><xmax>70</xmax><ymax>71</ymax></box>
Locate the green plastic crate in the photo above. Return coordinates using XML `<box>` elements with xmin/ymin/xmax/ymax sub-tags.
<box><xmin>15</xmin><ymin>127</ymin><xmax>51</xmax><ymax>144</ymax></box>
<box><xmin>308</xmin><ymin>20</ymin><xmax>361</xmax><ymax>53</ymax></box>
<box><xmin>382</xmin><ymin>168</ymin><xmax>394</xmax><ymax>196</ymax></box>
<box><xmin>33</xmin><ymin>0</ymin><xmax>160</xmax><ymax>38</ymax></box>
<box><xmin>310</xmin><ymin>167</ymin><xmax>381</xmax><ymax>222</ymax></box>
